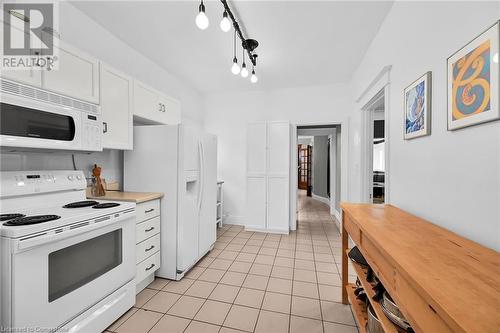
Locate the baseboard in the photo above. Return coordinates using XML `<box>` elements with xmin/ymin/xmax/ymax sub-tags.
<box><xmin>224</xmin><ymin>215</ymin><xmax>245</xmax><ymax>226</ymax></box>
<box><xmin>312</xmin><ymin>193</ymin><xmax>330</xmax><ymax>206</ymax></box>
<box><xmin>245</xmin><ymin>226</ymin><xmax>289</xmax><ymax>234</ymax></box>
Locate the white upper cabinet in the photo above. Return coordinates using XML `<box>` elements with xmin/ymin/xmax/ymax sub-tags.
<box><xmin>100</xmin><ymin>63</ymin><xmax>133</xmax><ymax>150</ymax></box>
<box><xmin>247</xmin><ymin>122</ymin><xmax>267</xmax><ymax>175</ymax></box>
<box><xmin>42</xmin><ymin>39</ymin><xmax>99</xmax><ymax>104</ymax></box>
<box><xmin>267</xmin><ymin>122</ymin><xmax>290</xmax><ymax>176</ymax></box>
<box><xmin>133</xmin><ymin>80</ymin><xmax>181</xmax><ymax>125</ymax></box>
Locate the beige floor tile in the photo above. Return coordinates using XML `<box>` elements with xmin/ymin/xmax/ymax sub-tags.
<box><xmin>266</xmin><ymin>277</ymin><xmax>293</xmax><ymax>295</ymax></box>
<box><xmin>274</xmin><ymin>257</ymin><xmax>294</xmax><ymax>268</ymax></box>
<box><xmin>276</xmin><ymin>249</ymin><xmax>295</xmax><ymax>258</ymax></box>
<box><xmin>234</xmin><ymin>288</ymin><xmax>265</xmax><ymax>308</ymax></box>
<box><xmin>290</xmin><ymin>315</ymin><xmax>324</xmax><ymax>333</ymax></box>
<box><xmin>321</xmin><ymin>301</ymin><xmax>355</xmax><ymax>325</ymax></box>
<box><xmin>220</xmin><ymin>327</ymin><xmax>245</xmax><ymax>333</ymax></box>
<box><xmin>242</xmin><ymin>274</ymin><xmax>269</xmax><ymax>290</ymax></box>
<box><xmin>147</xmin><ymin>278</ymin><xmax>169</xmax><ymax>291</ymax></box>
<box><xmin>218</xmin><ymin>250</ymin><xmax>239</xmax><ymax>260</ymax></box>
<box><xmin>221</xmin><ymin>271</ymin><xmax>247</xmax><ymax>286</ymax></box>
<box><xmin>296</xmin><ymin>244</ymin><xmax>313</xmax><ymax>252</ymax></box>
<box><xmin>293</xmin><ymin>268</ymin><xmax>317</xmax><ymax>283</ymax></box>
<box><xmin>236</xmin><ymin>252</ymin><xmax>257</xmax><ymax>262</ymax></box>
<box><xmin>185</xmin><ymin>266</ymin><xmax>206</xmax><ymax>279</ymax></box>
<box><xmin>209</xmin><ymin>258</ymin><xmax>233</xmax><ymax>271</ymax></box>
<box><xmin>116</xmin><ymin>308</ymin><xmax>162</xmax><ymax>333</ymax></box>
<box><xmin>249</xmin><ymin>263</ymin><xmax>273</xmax><ymax>276</ymax></box>
<box><xmin>262</xmin><ymin>241</ymin><xmax>279</xmax><ymax>249</ymax></box>
<box><xmin>316</xmin><ymin>262</ymin><xmax>338</xmax><ymax>274</ymax></box>
<box><xmin>194</xmin><ymin>300</ymin><xmax>232</xmax><ymax>325</ymax></box>
<box><xmin>229</xmin><ymin>261</ymin><xmax>252</xmax><ymax>274</ymax></box>
<box><xmin>230</xmin><ymin>237</ymin><xmax>248</xmax><ymax>245</ymax></box>
<box><xmin>167</xmin><ymin>295</ymin><xmax>205</xmax><ymax>319</ymax></box>
<box><xmin>143</xmin><ymin>291</ymin><xmax>181</xmax><ymax>313</ymax></box>
<box><xmin>323</xmin><ymin>321</ymin><xmax>359</xmax><ymax>333</ymax></box>
<box><xmin>162</xmin><ymin>278</ymin><xmax>195</xmax><ymax>294</ymax></box>
<box><xmin>271</xmin><ymin>266</ymin><xmax>293</xmax><ymax>280</ymax></box>
<box><xmin>254</xmin><ymin>254</ymin><xmax>275</xmax><ymax>265</ymax></box>
<box><xmin>149</xmin><ymin>314</ymin><xmax>190</xmax><ymax>333</ymax></box>
<box><xmin>223</xmin><ymin>305</ymin><xmax>260</xmax><ymax>332</ymax></box>
<box><xmin>185</xmin><ymin>280</ymin><xmax>217</xmax><ymax>298</ymax></box>
<box><xmin>209</xmin><ymin>284</ymin><xmax>240</xmax><ymax>303</ymax></box>
<box><xmin>262</xmin><ymin>292</ymin><xmax>291</xmax><ymax>314</ymax></box>
<box><xmin>254</xmin><ymin>310</ymin><xmax>290</xmax><ymax>333</ymax></box>
<box><xmin>259</xmin><ymin>247</ymin><xmax>278</xmax><ymax>256</ymax></box>
<box><xmin>107</xmin><ymin>307</ymin><xmax>138</xmax><ymax>332</ymax></box>
<box><xmin>318</xmin><ymin>284</ymin><xmax>342</xmax><ymax>302</ymax></box>
<box><xmin>317</xmin><ymin>272</ymin><xmax>341</xmax><ymax>286</ymax></box>
<box><xmin>197</xmin><ymin>256</ymin><xmax>215</xmax><ymax>268</ymax></box>
<box><xmin>293</xmin><ymin>280</ymin><xmax>319</xmax><ymax>299</ymax></box>
<box><xmin>241</xmin><ymin>245</ymin><xmax>260</xmax><ymax>254</ymax></box>
<box><xmin>295</xmin><ymin>251</ymin><xmax>314</xmax><ymax>260</ymax></box>
<box><xmin>217</xmin><ymin>236</ymin><xmax>233</xmax><ymax>243</ymax></box>
<box><xmin>135</xmin><ymin>288</ymin><xmax>157</xmax><ymax>307</ymax></box>
<box><xmin>291</xmin><ymin>296</ymin><xmax>322</xmax><ymax>320</ymax></box>
<box><xmin>184</xmin><ymin>320</ymin><xmax>221</xmax><ymax>333</ymax></box>
<box><xmin>225</xmin><ymin>244</ymin><xmax>244</xmax><ymax>252</ymax></box>
<box><xmin>199</xmin><ymin>268</ymin><xmax>226</xmax><ymax>283</ymax></box>
<box><xmin>208</xmin><ymin>249</ymin><xmax>223</xmax><ymax>258</ymax></box>
<box><xmin>295</xmin><ymin>259</ymin><xmax>316</xmax><ymax>270</ymax></box>
<box><xmin>315</xmin><ymin>253</ymin><xmax>335</xmax><ymax>263</ymax></box>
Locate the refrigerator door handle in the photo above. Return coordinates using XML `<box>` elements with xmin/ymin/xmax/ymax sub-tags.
<box><xmin>197</xmin><ymin>140</ymin><xmax>205</xmax><ymax>213</ymax></box>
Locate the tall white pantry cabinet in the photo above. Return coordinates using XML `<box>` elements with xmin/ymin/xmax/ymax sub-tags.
<box><xmin>246</xmin><ymin>121</ymin><xmax>290</xmax><ymax>233</ymax></box>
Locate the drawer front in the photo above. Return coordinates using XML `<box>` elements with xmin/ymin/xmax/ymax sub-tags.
<box><xmin>136</xmin><ymin>216</ymin><xmax>160</xmax><ymax>243</ymax></box>
<box><xmin>136</xmin><ymin>234</ymin><xmax>160</xmax><ymax>264</ymax></box>
<box><xmin>136</xmin><ymin>252</ymin><xmax>160</xmax><ymax>283</ymax></box>
<box><xmin>361</xmin><ymin>235</ymin><xmax>395</xmax><ymax>289</ymax></box>
<box><xmin>136</xmin><ymin>199</ymin><xmax>160</xmax><ymax>223</ymax></box>
<box><xmin>343</xmin><ymin>214</ymin><xmax>360</xmax><ymax>245</ymax></box>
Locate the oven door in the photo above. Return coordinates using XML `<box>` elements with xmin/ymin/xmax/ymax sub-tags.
<box><xmin>11</xmin><ymin>216</ymin><xmax>135</xmax><ymax>330</ymax></box>
<box><xmin>0</xmin><ymin>92</ymin><xmax>82</xmax><ymax>150</ymax></box>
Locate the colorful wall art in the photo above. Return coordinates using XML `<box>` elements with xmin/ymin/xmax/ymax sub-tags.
<box><xmin>404</xmin><ymin>72</ymin><xmax>431</xmax><ymax>139</ymax></box>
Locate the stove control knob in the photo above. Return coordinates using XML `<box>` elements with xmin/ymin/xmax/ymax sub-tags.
<box><xmin>67</xmin><ymin>175</ymin><xmax>74</xmax><ymax>181</ymax></box>
<box><xmin>76</xmin><ymin>175</ymin><xmax>83</xmax><ymax>180</ymax></box>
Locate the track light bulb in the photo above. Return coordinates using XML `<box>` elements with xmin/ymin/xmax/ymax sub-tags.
<box><xmin>231</xmin><ymin>58</ymin><xmax>240</xmax><ymax>75</ymax></box>
<box><xmin>220</xmin><ymin>11</ymin><xmax>231</xmax><ymax>32</ymax></box>
<box><xmin>240</xmin><ymin>63</ymin><xmax>249</xmax><ymax>78</ymax></box>
<box><xmin>250</xmin><ymin>70</ymin><xmax>258</xmax><ymax>83</ymax></box>
<box><xmin>196</xmin><ymin>2</ymin><xmax>209</xmax><ymax>30</ymax></box>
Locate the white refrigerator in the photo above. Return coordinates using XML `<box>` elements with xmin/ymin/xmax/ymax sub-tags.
<box><xmin>124</xmin><ymin>125</ymin><xmax>217</xmax><ymax>280</ymax></box>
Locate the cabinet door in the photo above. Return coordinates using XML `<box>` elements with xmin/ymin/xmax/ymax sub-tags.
<box><xmin>133</xmin><ymin>80</ymin><xmax>161</xmax><ymax>123</ymax></box>
<box><xmin>42</xmin><ymin>40</ymin><xmax>99</xmax><ymax>103</ymax></box>
<box><xmin>267</xmin><ymin>176</ymin><xmax>289</xmax><ymax>232</ymax></box>
<box><xmin>247</xmin><ymin>122</ymin><xmax>267</xmax><ymax>176</ymax></box>
<box><xmin>268</xmin><ymin>122</ymin><xmax>290</xmax><ymax>176</ymax></box>
<box><xmin>100</xmin><ymin>63</ymin><xmax>133</xmax><ymax>150</ymax></box>
<box><xmin>159</xmin><ymin>94</ymin><xmax>181</xmax><ymax>124</ymax></box>
<box><xmin>0</xmin><ymin>24</ymin><xmax>42</xmax><ymax>86</ymax></box>
<box><xmin>246</xmin><ymin>176</ymin><xmax>267</xmax><ymax>229</ymax></box>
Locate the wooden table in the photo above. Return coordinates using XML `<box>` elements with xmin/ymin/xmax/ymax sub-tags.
<box><xmin>341</xmin><ymin>203</ymin><xmax>500</xmax><ymax>333</ymax></box>
<box><xmin>86</xmin><ymin>188</ymin><xmax>163</xmax><ymax>203</ymax></box>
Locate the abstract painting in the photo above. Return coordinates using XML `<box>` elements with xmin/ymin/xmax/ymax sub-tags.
<box><xmin>404</xmin><ymin>72</ymin><xmax>431</xmax><ymax>139</ymax></box>
<box><xmin>448</xmin><ymin>21</ymin><xmax>499</xmax><ymax>130</ymax></box>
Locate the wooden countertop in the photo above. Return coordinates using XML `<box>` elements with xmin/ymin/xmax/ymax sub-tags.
<box><xmin>341</xmin><ymin>203</ymin><xmax>500</xmax><ymax>333</ymax></box>
<box><xmin>86</xmin><ymin>188</ymin><xmax>163</xmax><ymax>203</ymax></box>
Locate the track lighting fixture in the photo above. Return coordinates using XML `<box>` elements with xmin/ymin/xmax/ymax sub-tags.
<box><xmin>195</xmin><ymin>0</ymin><xmax>209</xmax><ymax>30</ymax></box>
<box><xmin>196</xmin><ymin>0</ymin><xmax>260</xmax><ymax>82</ymax></box>
<box><xmin>220</xmin><ymin>10</ymin><xmax>231</xmax><ymax>32</ymax></box>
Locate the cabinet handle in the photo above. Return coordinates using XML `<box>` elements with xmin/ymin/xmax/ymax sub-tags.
<box><xmin>162</xmin><ymin>104</ymin><xmax>166</xmax><ymax>112</ymax></box>
<box><xmin>103</xmin><ymin>122</ymin><xmax>108</xmax><ymax>133</ymax></box>
<box><xmin>145</xmin><ymin>245</ymin><xmax>155</xmax><ymax>252</ymax></box>
<box><xmin>159</xmin><ymin>103</ymin><xmax>163</xmax><ymax>112</ymax></box>
<box><xmin>145</xmin><ymin>263</ymin><xmax>155</xmax><ymax>271</ymax></box>
<box><xmin>145</xmin><ymin>208</ymin><xmax>154</xmax><ymax>213</ymax></box>
<box><xmin>145</xmin><ymin>227</ymin><xmax>155</xmax><ymax>232</ymax></box>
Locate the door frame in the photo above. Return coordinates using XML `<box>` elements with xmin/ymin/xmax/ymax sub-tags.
<box><xmin>357</xmin><ymin>65</ymin><xmax>391</xmax><ymax>204</ymax></box>
<box><xmin>290</xmin><ymin>121</ymin><xmax>349</xmax><ymax>231</ymax></box>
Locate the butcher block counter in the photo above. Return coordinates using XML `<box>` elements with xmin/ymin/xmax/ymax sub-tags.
<box><xmin>341</xmin><ymin>203</ymin><xmax>500</xmax><ymax>333</ymax></box>
<box><xmin>86</xmin><ymin>188</ymin><xmax>164</xmax><ymax>203</ymax></box>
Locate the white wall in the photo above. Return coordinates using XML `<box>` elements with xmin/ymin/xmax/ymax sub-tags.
<box><xmin>204</xmin><ymin>84</ymin><xmax>352</xmax><ymax>225</ymax></box>
<box><xmin>0</xmin><ymin>3</ymin><xmax>204</xmax><ymax>185</ymax></box>
<box><xmin>350</xmin><ymin>1</ymin><xmax>500</xmax><ymax>250</ymax></box>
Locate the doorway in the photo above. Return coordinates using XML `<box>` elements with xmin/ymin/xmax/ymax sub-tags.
<box><xmin>297</xmin><ymin>142</ymin><xmax>312</xmax><ymax>196</ymax></box>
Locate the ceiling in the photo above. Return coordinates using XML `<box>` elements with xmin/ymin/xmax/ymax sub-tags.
<box><xmin>71</xmin><ymin>1</ymin><xmax>393</xmax><ymax>93</ymax></box>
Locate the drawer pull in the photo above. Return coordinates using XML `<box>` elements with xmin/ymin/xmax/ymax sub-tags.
<box><xmin>145</xmin><ymin>263</ymin><xmax>155</xmax><ymax>271</ymax></box>
<box><xmin>145</xmin><ymin>208</ymin><xmax>155</xmax><ymax>213</ymax></box>
<box><xmin>145</xmin><ymin>245</ymin><xmax>155</xmax><ymax>252</ymax></box>
<box><xmin>145</xmin><ymin>227</ymin><xmax>155</xmax><ymax>232</ymax></box>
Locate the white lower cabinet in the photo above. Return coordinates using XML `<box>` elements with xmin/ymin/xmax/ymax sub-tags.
<box><xmin>100</xmin><ymin>63</ymin><xmax>133</xmax><ymax>150</ymax></box>
<box><xmin>133</xmin><ymin>80</ymin><xmax>181</xmax><ymax>125</ymax></box>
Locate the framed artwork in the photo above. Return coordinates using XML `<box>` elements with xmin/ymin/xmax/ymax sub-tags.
<box><xmin>404</xmin><ymin>72</ymin><xmax>432</xmax><ymax>139</ymax></box>
<box><xmin>447</xmin><ymin>21</ymin><xmax>500</xmax><ymax>130</ymax></box>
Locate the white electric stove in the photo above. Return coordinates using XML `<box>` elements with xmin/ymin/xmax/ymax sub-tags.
<box><xmin>0</xmin><ymin>170</ymin><xmax>136</xmax><ymax>333</ymax></box>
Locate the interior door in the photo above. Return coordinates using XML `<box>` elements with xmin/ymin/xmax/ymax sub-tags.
<box><xmin>198</xmin><ymin>134</ymin><xmax>217</xmax><ymax>255</ymax></box>
<box><xmin>298</xmin><ymin>145</ymin><xmax>311</xmax><ymax>191</ymax></box>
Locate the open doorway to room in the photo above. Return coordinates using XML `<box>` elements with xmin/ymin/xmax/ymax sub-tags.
<box><xmin>294</xmin><ymin>125</ymin><xmax>342</xmax><ymax>227</ymax></box>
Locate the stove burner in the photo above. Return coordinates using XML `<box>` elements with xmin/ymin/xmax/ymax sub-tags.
<box><xmin>3</xmin><ymin>215</ymin><xmax>61</xmax><ymax>226</ymax></box>
<box><xmin>63</xmin><ymin>200</ymin><xmax>99</xmax><ymax>208</ymax></box>
<box><xmin>0</xmin><ymin>213</ymin><xmax>26</xmax><ymax>221</ymax></box>
<box><xmin>92</xmin><ymin>202</ymin><xmax>121</xmax><ymax>209</ymax></box>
